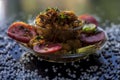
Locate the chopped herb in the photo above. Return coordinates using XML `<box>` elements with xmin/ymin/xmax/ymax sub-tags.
<box><xmin>36</xmin><ymin>36</ymin><xmax>44</xmax><ymax>40</ymax></box>
<box><xmin>54</xmin><ymin>7</ymin><xmax>60</xmax><ymax>12</ymax></box>
<box><xmin>59</xmin><ymin>13</ymin><xmax>67</xmax><ymax>19</ymax></box>
<box><xmin>45</xmin><ymin>7</ymin><xmax>51</xmax><ymax>11</ymax></box>
<box><xmin>45</xmin><ymin>7</ymin><xmax>60</xmax><ymax>12</ymax></box>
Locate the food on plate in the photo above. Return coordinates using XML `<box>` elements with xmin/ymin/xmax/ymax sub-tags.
<box><xmin>80</xmin><ymin>31</ymin><xmax>105</xmax><ymax>44</ymax></box>
<box><xmin>33</xmin><ymin>43</ymin><xmax>62</xmax><ymax>54</ymax></box>
<box><xmin>7</xmin><ymin>8</ymin><xmax>106</xmax><ymax>55</ymax></box>
<box><xmin>79</xmin><ymin>14</ymin><xmax>98</xmax><ymax>26</ymax></box>
<box><xmin>7</xmin><ymin>22</ymin><xmax>36</xmax><ymax>43</ymax></box>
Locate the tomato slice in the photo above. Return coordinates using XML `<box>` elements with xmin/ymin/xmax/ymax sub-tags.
<box><xmin>80</xmin><ymin>31</ymin><xmax>105</xmax><ymax>44</ymax></box>
<box><xmin>79</xmin><ymin>14</ymin><xmax>98</xmax><ymax>26</ymax></box>
<box><xmin>7</xmin><ymin>22</ymin><xmax>36</xmax><ymax>43</ymax></box>
<box><xmin>33</xmin><ymin>43</ymin><xmax>62</xmax><ymax>54</ymax></box>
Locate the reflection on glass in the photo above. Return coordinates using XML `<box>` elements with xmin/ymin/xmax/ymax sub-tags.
<box><xmin>0</xmin><ymin>0</ymin><xmax>5</xmax><ymax>21</ymax></box>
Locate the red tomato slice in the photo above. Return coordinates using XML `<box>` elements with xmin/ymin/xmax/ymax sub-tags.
<box><xmin>79</xmin><ymin>14</ymin><xmax>98</xmax><ymax>26</ymax></box>
<box><xmin>33</xmin><ymin>43</ymin><xmax>62</xmax><ymax>54</ymax></box>
<box><xmin>7</xmin><ymin>22</ymin><xmax>36</xmax><ymax>43</ymax></box>
<box><xmin>80</xmin><ymin>31</ymin><xmax>105</xmax><ymax>44</ymax></box>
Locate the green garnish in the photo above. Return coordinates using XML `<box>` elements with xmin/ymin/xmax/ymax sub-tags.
<box><xmin>59</xmin><ymin>13</ymin><xmax>65</xmax><ymax>19</ymax></box>
<box><xmin>54</xmin><ymin>7</ymin><xmax>60</xmax><ymax>12</ymax></box>
<box><xmin>82</xmin><ymin>24</ymin><xmax>96</xmax><ymax>33</ymax></box>
<box><xmin>45</xmin><ymin>7</ymin><xmax>60</xmax><ymax>12</ymax></box>
<box><xmin>36</xmin><ymin>36</ymin><xmax>44</xmax><ymax>40</ymax></box>
<box><xmin>59</xmin><ymin>13</ymin><xmax>68</xmax><ymax>19</ymax></box>
<box><xmin>45</xmin><ymin>7</ymin><xmax>51</xmax><ymax>11</ymax></box>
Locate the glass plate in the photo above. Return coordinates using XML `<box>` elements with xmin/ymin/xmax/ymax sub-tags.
<box><xmin>19</xmin><ymin>27</ymin><xmax>107</xmax><ymax>63</ymax></box>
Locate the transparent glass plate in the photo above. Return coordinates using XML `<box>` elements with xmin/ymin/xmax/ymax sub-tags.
<box><xmin>19</xmin><ymin>27</ymin><xmax>107</xmax><ymax>63</ymax></box>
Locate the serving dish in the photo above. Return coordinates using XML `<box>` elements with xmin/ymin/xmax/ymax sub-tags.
<box><xmin>19</xmin><ymin>27</ymin><xmax>107</xmax><ymax>63</ymax></box>
<box><xmin>7</xmin><ymin>8</ymin><xmax>107</xmax><ymax>63</ymax></box>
